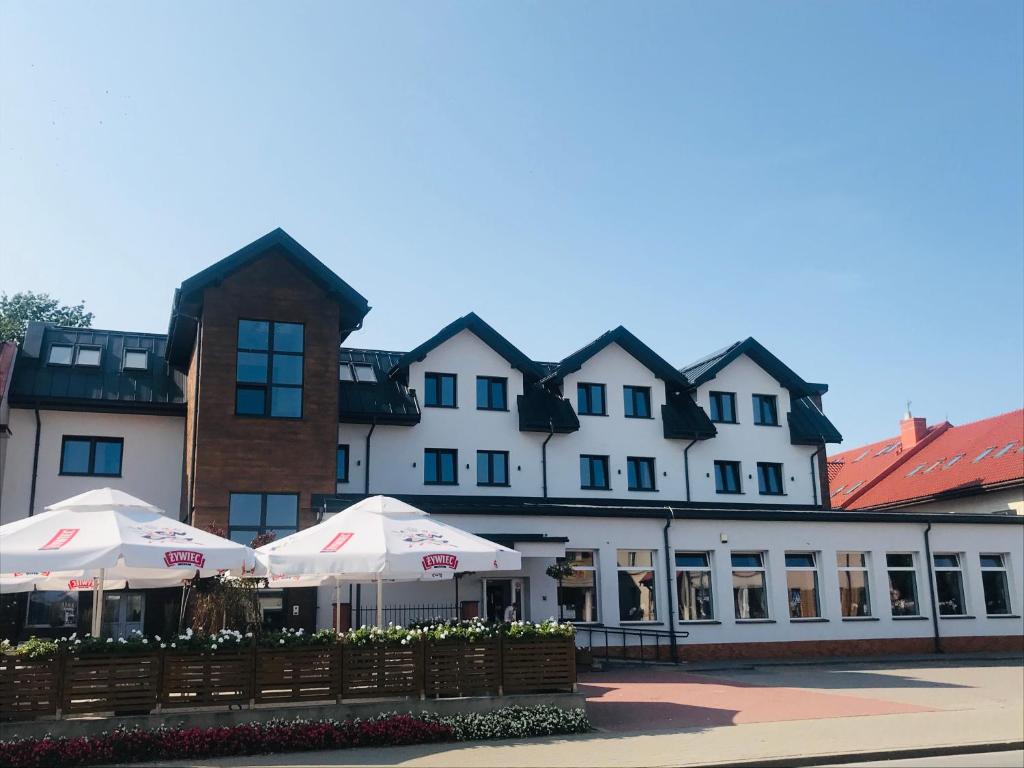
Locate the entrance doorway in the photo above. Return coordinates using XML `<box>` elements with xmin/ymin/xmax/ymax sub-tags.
<box><xmin>101</xmin><ymin>592</ymin><xmax>144</xmax><ymax>638</ymax></box>
<box><xmin>483</xmin><ymin>578</ymin><xmax>526</xmax><ymax>622</ymax></box>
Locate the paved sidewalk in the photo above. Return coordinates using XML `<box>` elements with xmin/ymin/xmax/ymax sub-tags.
<box><xmin>149</xmin><ymin>658</ymin><xmax>1024</xmax><ymax>767</ymax></box>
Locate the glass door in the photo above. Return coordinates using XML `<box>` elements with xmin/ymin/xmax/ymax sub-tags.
<box><xmin>101</xmin><ymin>592</ymin><xmax>145</xmax><ymax>638</ymax></box>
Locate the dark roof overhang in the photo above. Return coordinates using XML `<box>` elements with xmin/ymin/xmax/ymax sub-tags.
<box><xmin>661</xmin><ymin>393</ymin><xmax>717</xmax><ymax>440</ymax></box>
<box><xmin>681</xmin><ymin>337</ymin><xmax>822</xmax><ymax>398</ymax></box>
<box><xmin>542</xmin><ymin>326</ymin><xmax>691</xmax><ymax>390</ymax></box>
<box><xmin>166</xmin><ymin>228</ymin><xmax>371</xmax><ymax>369</ymax></box>
<box><xmin>789</xmin><ymin>396</ymin><xmax>843</xmax><ymax>445</ymax></box>
<box><xmin>516</xmin><ymin>385</ymin><xmax>580</xmax><ymax>434</ymax></box>
<box><xmin>388</xmin><ymin>313</ymin><xmax>545</xmax><ymax>380</ymax></box>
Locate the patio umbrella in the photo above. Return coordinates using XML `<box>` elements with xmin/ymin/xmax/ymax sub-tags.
<box><xmin>0</xmin><ymin>488</ymin><xmax>257</xmax><ymax>636</ymax></box>
<box><xmin>256</xmin><ymin>495</ymin><xmax>521</xmax><ymax>628</ymax></box>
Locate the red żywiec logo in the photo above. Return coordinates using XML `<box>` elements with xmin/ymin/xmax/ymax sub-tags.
<box><xmin>422</xmin><ymin>553</ymin><xmax>458</xmax><ymax>571</ymax></box>
<box><xmin>163</xmin><ymin>550</ymin><xmax>206</xmax><ymax>568</ymax></box>
<box><xmin>68</xmin><ymin>579</ymin><xmax>94</xmax><ymax>590</ymax></box>
<box><xmin>321</xmin><ymin>532</ymin><xmax>354</xmax><ymax>552</ymax></box>
<box><xmin>40</xmin><ymin>528</ymin><xmax>79</xmax><ymax>550</ymax></box>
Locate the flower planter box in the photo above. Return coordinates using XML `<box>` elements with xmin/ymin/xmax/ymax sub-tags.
<box><xmin>424</xmin><ymin>639</ymin><xmax>500</xmax><ymax>698</ymax></box>
<box><xmin>160</xmin><ymin>649</ymin><xmax>253</xmax><ymax>709</ymax></box>
<box><xmin>342</xmin><ymin>644</ymin><xmax>421</xmax><ymax>699</ymax></box>
<box><xmin>255</xmin><ymin>646</ymin><xmax>341</xmax><ymax>703</ymax></box>
<box><xmin>0</xmin><ymin>655</ymin><xmax>61</xmax><ymax>721</ymax></box>
<box><xmin>62</xmin><ymin>652</ymin><xmax>161</xmax><ymax>716</ymax></box>
<box><xmin>501</xmin><ymin>636</ymin><xmax>576</xmax><ymax>694</ymax></box>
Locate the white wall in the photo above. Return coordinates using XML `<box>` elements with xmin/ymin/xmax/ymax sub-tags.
<box><xmin>896</xmin><ymin>488</ymin><xmax>1023</xmax><ymax>516</ymax></box>
<box><xmin>0</xmin><ymin>407</ymin><xmax>184</xmax><ymax>524</ymax></box>
<box><xmin>690</xmin><ymin>353</ymin><xmax>820</xmax><ymax>504</ymax></box>
<box><xmin>316</xmin><ymin>513</ymin><xmax>1024</xmax><ymax>645</ymax></box>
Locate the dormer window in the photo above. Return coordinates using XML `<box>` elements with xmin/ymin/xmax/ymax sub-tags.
<box><xmin>353</xmin><ymin>364</ymin><xmax>377</xmax><ymax>383</ymax></box>
<box><xmin>752</xmin><ymin>394</ymin><xmax>779</xmax><ymax>426</ymax></box>
<box><xmin>339</xmin><ymin>364</ymin><xmax>355</xmax><ymax>381</ymax></box>
<box><xmin>75</xmin><ymin>346</ymin><xmax>102</xmax><ymax>367</ymax></box>
<box><xmin>123</xmin><ymin>350</ymin><xmax>148</xmax><ymax>371</ymax></box>
<box><xmin>623</xmin><ymin>386</ymin><xmax>652</xmax><ymax>418</ymax></box>
<box><xmin>47</xmin><ymin>344</ymin><xmax>73</xmax><ymax>365</ymax></box>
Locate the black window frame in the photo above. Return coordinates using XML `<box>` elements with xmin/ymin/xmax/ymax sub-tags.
<box><xmin>756</xmin><ymin>462</ymin><xmax>785</xmax><ymax>495</ymax></box>
<box><xmin>580</xmin><ymin>454</ymin><xmax>611</xmax><ymax>490</ymax></box>
<box><xmin>234</xmin><ymin>319</ymin><xmax>305</xmax><ymax>420</ymax></box>
<box><xmin>714</xmin><ymin>460</ymin><xmax>742</xmax><ymax>494</ymax></box>
<box><xmin>337</xmin><ymin>444</ymin><xmax>350</xmax><ymax>484</ymax></box>
<box><xmin>627</xmin><ymin>456</ymin><xmax>657</xmax><ymax>491</ymax></box>
<box><xmin>424</xmin><ymin>448</ymin><xmax>459</xmax><ymax>485</ymax></box>
<box><xmin>577</xmin><ymin>383</ymin><xmax>607</xmax><ymax>416</ymax></box>
<box><xmin>122</xmin><ymin>348</ymin><xmax>149</xmax><ymax>371</ymax></box>
<box><xmin>227</xmin><ymin>492</ymin><xmax>300</xmax><ymax>546</ymax></box>
<box><xmin>623</xmin><ymin>386</ymin><xmax>653</xmax><ymax>419</ymax></box>
<box><xmin>476</xmin><ymin>376</ymin><xmax>509</xmax><ymax>411</ymax></box>
<box><xmin>476</xmin><ymin>450</ymin><xmax>510</xmax><ymax>487</ymax></box>
<box><xmin>47</xmin><ymin>344</ymin><xmax>74</xmax><ymax>366</ymax></box>
<box><xmin>708</xmin><ymin>391</ymin><xmax>737</xmax><ymax>424</ymax></box>
<box><xmin>424</xmin><ymin>372</ymin><xmax>458</xmax><ymax>408</ymax></box>
<box><xmin>752</xmin><ymin>393</ymin><xmax>780</xmax><ymax>426</ymax></box>
<box><xmin>74</xmin><ymin>345</ymin><xmax>102</xmax><ymax>367</ymax></box>
<box><xmin>59</xmin><ymin>435</ymin><xmax>124</xmax><ymax>477</ymax></box>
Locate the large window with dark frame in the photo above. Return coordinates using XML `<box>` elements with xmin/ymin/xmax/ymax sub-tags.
<box><xmin>708</xmin><ymin>391</ymin><xmax>736</xmax><ymax>423</ymax></box>
<box><xmin>235</xmin><ymin>320</ymin><xmax>304</xmax><ymax>418</ymax></box>
<box><xmin>580</xmin><ymin>454</ymin><xmax>610</xmax><ymax>490</ymax></box>
<box><xmin>837</xmin><ymin>552</ymin><xmax>872</xmax><ymax>617</ymax></box>
<box><xmin>557</xmin><ymin>550</ymin><xmax>599</xmax><ymax>623</ymax></box>
<box><xmin>932</xmin><ymin>553</ymin><xmax>967</xmax><ymax>616</ymax></box>
<box><xmin>785</xmin><ymin>552</ymin><xmax>821</xmax><ymax>619</ymax></box>
<box><xmin>752</xmin><ymin>394</ymin><xmax>779</xmax><ymax>426</ymax></box>
<box><xmin>623</xmin><ymin>386</ymin><xmax>652</xmax><ymax>418</ymax></box>
<box><xmin>617</xmin><ymin>550</ymin><xmax>658</xmax><ymax>622</ymax></box>
<box><xmin>887</xmin><ymin>553</ymin><xmax>921</xmax><ymax>616</ymax></box>
<box><xmin>576</xmin><ymin>383</ymin><xmax>606</xmax><ymax>416</ymax></box>
<box><xmin>676</xmin><ymin>552</ymin><xmax>714</xmax><ymax>621</ymax></box>
<box><xmin>476</xmin><ymin>377</ymin><xmax>508</xmax><ymax>411</ymax></box>
<box><xmin>424</xmin><ymin>373</ymin><xmax>457</xmax><ymax>408</ymax></box>
<box><xmin>980</xmin><ymin>554</ymin><xmax>1012</xmax><ymax>616</ymax></box>
<box><xmin>731</xmin><ymin>552</ymin><xmax>769</xmax><ymax>619</ymax></box>
<box><xmin>714</xmin><ymin>460</ymin><xmax>742</xmax><ymax>493</ymax></box>
<box><xmin>424</xmin><ymin>448</ymin><xmax>458</xmax><ymax>485</ymax></box>
<box><xmin>228</xmin><ymin>493</ymin><xmax>299</xmax><ymax>546</ymax></box>
<box><xmin>627</xmin><ymin>456</ymin><xmax>656</xmax><ymax>491</ymax></box>
<box><xmin>60</xmin><ymin>436</ymin><xmax>123</xmax><ymax>477</ymax></box>
<box><xmin>757</xmin><ymin>462</ymin><xmax>784</xmax><ymax>495</ymax></box>
<box><xmin>337</xmin><ymin>445</ymin><xmax>350</xmax><ymax>484</ymax></box>
<box><xmin>476</xmin><ymin>450</ymin><xmax>509</xmax><ymax>486</ymax></box>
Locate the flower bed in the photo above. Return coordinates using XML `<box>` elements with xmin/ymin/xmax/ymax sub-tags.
<box><xmin>0</xmin><ymin>706</ymin><xmax>591</xmax><ymax>768</ymax></box>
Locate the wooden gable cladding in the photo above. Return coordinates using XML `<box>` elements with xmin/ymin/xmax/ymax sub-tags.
<box><xmin>188</xmin><ymin>248</ymin><xmax>340</xmax><ymax>530</ymax></box>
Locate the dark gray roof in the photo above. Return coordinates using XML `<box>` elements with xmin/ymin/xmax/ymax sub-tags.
<box><xmin>339</xmin><ymin>348</ymin><xmax>420</xmax><ymax>425</ymax></box>
<box><xmin>661</xmin><ymin>393</ymin><xmax>717</xmax><ymax>440</ymax></box>
<box><xmin>789</xmin><ymin>396</ymin><xmax>843</xmax><ymax>445</ymax></box>
<box><xmin>516</xmin><ymin>384</ymin><xmax>580</xmax><ymax>434</ymax></box>
<box><xmin>10</xmin><ymin>323</ymin><xmax>186</xmax><ymax>414</ymax></box>
<box><xmin>681</xmin><ymin>337</ymin><xmax>828</xmax><ymax>398</ymax></box>
<box><xmin>543</xmin><ymin>326</ymin><xmax>691</xmax><ymax>390</ymax></box>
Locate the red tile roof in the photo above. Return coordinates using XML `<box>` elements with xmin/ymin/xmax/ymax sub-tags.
<box><xmin>828</xmin><ymin>410</ymin><xmax>1024</xmax><ymax>510</ymax></box>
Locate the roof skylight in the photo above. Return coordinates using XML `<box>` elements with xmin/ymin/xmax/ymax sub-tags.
<box><xmin>75</xmin><ymin>346</ymin><xmax>101</xmax><ymax>367</ymax></box>
<box><xmin>993</xmin><ymin>442</ymin><xmax>1016</xmax><ymax>459</ymax></box>
<box><xmin>123</xmin><ymin>350</ymin><xmax>148</xmax><ymax>371</ymax></box>
<box><xmin>876</xmin><ymin>443</ymin><xmax>898</xmax><ymax>456</ymax></box>
<box><xmin>339</xmin><ymin>363</ymin><xmax>355</xmax><ymax>381</ymax></box>
<box><xmin>47</xmin><ymin>344</ymin><xmax>73</xmax><ymax>365</ymax></box>
<box><xmin>845</xmin><ymin>481</ymin><xmax>863</xmax><ymax>494</ymax></box>
<box><xmin>906</xmin><ymin>463</ymin><xmax>927</xmax><ymax>477</ymax></box>
<box><xmin>831</xmin><ymin>484</ymin><xmax>845</xmax><ymax>496</ymax></box>
<box><xmin>973</xmin><ymin>446</ymin><xmax>996</xmax><ymax>463</ymax></box>
<box><xmin>922</xmin><ymin>460</ymin><xmax>943</xmax><ymax>474</ymax></box>
<box><xmin>853</xmin><ymin>450</ymin><xmax>870</xmax><ymax>462</ymax></box>
<box><xmin>944</xmin><ymin>454</ymin><xmax>964</xmax><ymax>469</ymax></box>
<box><xmin>353</xmin><ymin>364</ymin><xmax>377</xmax><ymax>383</ymax></box>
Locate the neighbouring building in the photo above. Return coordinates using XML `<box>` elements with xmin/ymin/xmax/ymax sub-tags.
<box><xmin>0</xmin><ymin>228</ymin><xmax>1020</xmax><ymax>659</ymax></box>
<box><xmin>829</xmin><ymin>410</ymin><xmax>1023</xmax><ymax>515</ymax></box>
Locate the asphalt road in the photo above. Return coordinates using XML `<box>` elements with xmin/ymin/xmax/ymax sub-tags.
<box><xmin>824</xmin><ymin>750</ymin><xmax>1024</xmax><ymax>767</ymax></box>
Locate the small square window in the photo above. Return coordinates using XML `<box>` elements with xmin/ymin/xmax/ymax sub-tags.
<box><xmin>476</xmin><ymin>377</ymin><xmax>508</xmax><ymax>410</ymax></box>
<box><xmin>75</xmin><ymin>346</ymin><xmax>101</xmax><ymax>367</ymax></box>
<box><xmin>123</xmin><ymin>350</ymin><xmax>148</xmax><ymax>370</ymax></box>
<box><xmin>709</xmin><ymin>392</ymin><xmax>737</xmax><ymax>423</ymax></box>
<box><xmin>627</xmin><ymin>457</ymin><xmax>656</xmax><ymax>491</ymax></box>
<box><xmin>48</xmin><ymin>345</ymin><xmax>73</xmax><ymax>365</ymax></box>
<box><xmin>757</xmin><ymin>462</ymin><xmax>784</xmax><ymax>495</ymax></box>
<box><xmin>577</xmin><ymin>383</ymin><xmax>606</xmax><ymax>416</ymax></box>
<box><xmin>353</xmin><ymin>364</ymin><xmax>377</xmax><ymax>383</ymax></box>
<box><xmin>714</xmin><ymin>460</ymin><xmax>742</xmax><ymax>493</ymax></box>
<box><xmin>752</xmin><ymin>394</ymin><xmax>779</xmax><ymax>426</ymax></box>
<box><xmin>339</xmin><ymin>363</ymin><xmax>355</xmax><ymax>381</ymax></box>
<box><xmin>624</xmin><ymin>386</ymin><xmax>652</xmax><ymax>418</ymax></box>
<box><xmin>580</xmin><ymin>455</ymin><xmax>610</xmax><ymax>490</ymax></box>
<box><xmin>424</xmin><ymin>448</ymin><xmax>458</xmax><ymax>485</ymax></box>
<box><xmin>424</xmin><ymin>373</ymin><xmax>457</xmax><ymax>408</ymax></box>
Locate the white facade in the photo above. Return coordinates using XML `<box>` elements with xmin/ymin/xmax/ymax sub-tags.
<box><xmin>0</xmin><ymin>407</ymin><xmax>184</xmax><ymax>524</ymax></box>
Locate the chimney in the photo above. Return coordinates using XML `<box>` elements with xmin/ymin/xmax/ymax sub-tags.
<box><xmin>900</xmin><ymin>413</ymin><xmax>928</xmax><ymax>449</ymax></box>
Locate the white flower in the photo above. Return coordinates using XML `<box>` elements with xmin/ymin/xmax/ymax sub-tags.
<box><xmin>106</xmin><ymin>638</ymin><xmax>113</xmax><ymax>643</ymax></box>
<box><xmin>171</xmin><ymin>643</ymin><xmax>176</xmax><ymax>648</ymax></box>
<box><xmin>279</xmin><ymin>639</ymin><xmax>285</xmax><ymax>645</ymax></box>
<box><xmin>154</xmin><ymin>635</ymin><xmax>161</xmax><ymax>642</ymax></box>
<box><xmin>142</xmin><ymin>638</ymin><xmax>149</xmax><ymax>644</ymax></box>
<box><xmin>160</xmin><ymin>643</ymin><xmax>167</xmax><ymax>649</ymax></box>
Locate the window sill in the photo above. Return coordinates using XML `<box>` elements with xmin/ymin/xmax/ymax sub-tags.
<box><xmin>477</xmin><ymin>484</ymin><xmax>511</xmax><ymax>488</ymax></box>
<box><xmin>579</xmin><ymin>413</ymin><xmax>610</xmax><ymax>417</ymax></box>
<box><xmin>679</xmin><ymin>620</ymin><xmax>721</xmax><ymax>625</ymax></box>
<box><xmin>790</xmin><ymin>617</ymin><xmax>829</xmax><ymax>623</ymax></box>
<box><xmin>754</xmin><ymin>423</ymin><xmax>782</xmax><ymax>428</ymax></box>
<box><xmin>424</xmin><ymin>482</ymin><xmax>459</xmax><ymax>487</ymax></box>
<box><xmin>892</xmin><ymin>615</ymin><xmax>929</xmax><ymax>621</ymax></box>
<box><xmin>624</xmin><ymin>415</ymin><xmax>655</xmax><ymax>420</ymax></box>
<box><xmin>620</xmin><ymin>621</ymin><xmax>663</xmax><ymax>626</ymax></box>
<box><xmin>711</xmin><ymin>420</ymin><xmax>739</xmax><ymax>426</ymax></box>
<box><xmin>760</xmin><ymin>492</ymin><xmax>787</xmax><ymax>497</ymax></box>
<box><xmin>628</xmin><ymin>488</ymin><xmax>659</xmax><ymax>493</ymax></box>
<box><xmin>715</xmin><ymin>491</ymin><xmax>745</xmax><ymax>495</ymax></box>
<box><xmin>580</xmin><ymin>487</ymin><xmax>613</xmax><ymax>492</ymax></box>
<box><xmin>735</xmin><ymin>619</ymin><xmax>775</xmax><ymax>624</ymax></box>
<box><xmin>985</xmin><ymin>614</ymin><xmax>1022</xmax><ymax>619</ymax></box>
<box><xmin>423</xmin><ymin>405</ymin><xmax>458</xmax><ymax>410</ymax></box>
<box><xmin>59</xmin><ymin>472</ymin><xmax>123</xmax><ymax>478</ymax></box>
<box><xmin>841</xmin><ymin>616</ymin><xmax>880</xmax><ymax>622</ymax></box>
<box><xmin>476</xmin><ymin>407</ymin><xmax>510</xmax><ymax>413</ymax></box>
<box><xmin>939</xmin><ymin>615</ymin><xmax>976</xmax><ymax>620</ymax></box>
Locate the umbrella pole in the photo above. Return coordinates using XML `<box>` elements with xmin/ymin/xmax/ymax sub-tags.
<box><xmin>334</xmin><ymin>578</ymin><xmax>340</xmax><ymax>635</ymax></box>
<box><xmin>375</xmin><ymin>577</ymin><xmax>383</xmax><ymax>628</ymax></box>
<box><xmin>91</xmin><ymin>568</ymin><xmax>105</xmax><ymax>638</ymax></box>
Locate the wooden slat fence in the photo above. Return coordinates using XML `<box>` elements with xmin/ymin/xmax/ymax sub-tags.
<box><xmin>160</xmin><ymin>650</ymin><xmax>252</xmax><ymax>709</ymax></box>
<box><xmin>424</xmin><ymin>639</ymin><xmax>501</xmax><ymax>698</ymax></box>
<box><xmin>342</xmin><ymin>644</ymin><xmax>421</xmax><ymax>699</ymax></box>
<box><xmin>501</xmin><ymin>637</ymin><xmax>576</xmax><ymax>693</ymax></box>
<box><xmin>62</xmin><ymin>653</ymin><xmax>161</xmax><ymax>716</ymax></box>
<box><xmin>255</xmin><ymin>646</ymin><xmax>341</xmax><ymax>703</ymax></box>
<box><xmin>0</xmin><ymin>656</ymin><xmax>61</xmax><ymax>721</ymax></box>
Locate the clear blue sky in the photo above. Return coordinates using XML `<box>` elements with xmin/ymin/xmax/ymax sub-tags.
<box><xmin>1</xmin><ymin>1</ymin><xmax>1021</xmax><ymax>448</ymax></box>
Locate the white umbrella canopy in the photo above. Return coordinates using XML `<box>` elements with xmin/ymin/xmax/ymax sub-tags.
<box><xmin>0</xmin><ymin>488</ymin><xmax>257</xmax><ymax>635</ymax></box>
<box><xmin>256</xmin><ymin>495</ymin><xmax>521</xmax><ymax>581</ymax></box>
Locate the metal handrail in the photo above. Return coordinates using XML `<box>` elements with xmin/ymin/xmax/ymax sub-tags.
<box><xmin>575</xmin><ymin>624</ymin><xmax>689</xmax><ymax>665</ymax></box>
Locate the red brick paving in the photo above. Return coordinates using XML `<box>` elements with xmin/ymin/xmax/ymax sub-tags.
<box><xmin>579</xmin><ymin>668</ymin><xmax>934</xmax><ymax>733</ymax></box>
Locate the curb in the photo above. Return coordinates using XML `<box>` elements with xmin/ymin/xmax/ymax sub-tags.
<box><xmin>588</xmin><ymin>651</ymin><xmax>1024</xmax><ymax>673</ymax></box>
<box><xmin>689</xmin><ymin>740</ymin><xmax>1024</xmax><ymax>767</ymax></box>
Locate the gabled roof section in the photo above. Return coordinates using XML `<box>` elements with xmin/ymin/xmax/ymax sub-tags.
<box><xmin>9</xmin><ymin>323</ymin><xmax>186</xmax><ymax>414</ymax></box>
<box><xmin>832</xmin><ymin>410</ymin><xmax>1024</xmax><ymax>511</ymax></box>
<box><xmin>167</xmin><ymin>228</ymin><xmax>371</xmax><ymax>367</ymax></box>
<box><xmin>542</xmin><ymin>326</ymin><xmax>690</xmax><ymax>390</ymax></box>
<box><xmin>339</xmin><ymin>348</ymin><xmax>420</xmax><ymax>426</ymax></box>
<box><xmin>388</xmin><ymin>313</ymin><xmax>545</xmax><ymax>380</ymax></box>
<box><xmin>789</xmin><ymin>396</ymin><xmax>843</xmax><ymax>445</ymax></box>
<box><xmin>681</xmin><ymin>337</ymin><xmax>826</xmax><ymax>398</ymax></box>
<box><xmin>517</xmin><ymin>383</ymin><xmax>580</xmax><ymax>434</ymax></box>
<box><xmin>661</xmin><ymin>392</ymin><xmax>717</xmax><ymax>440</ymax></box>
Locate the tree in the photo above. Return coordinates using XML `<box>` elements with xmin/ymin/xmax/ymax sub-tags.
<box><xmin>0</xmin><ymin>291</ymin><xmax>94</xmax><ymax>343</ymax></box>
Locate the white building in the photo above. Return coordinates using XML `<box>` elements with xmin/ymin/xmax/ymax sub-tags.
<box><xmin>1</xmin><ymin>229</ymin><xmax>1020</xmax><ymax>658</ymax></box>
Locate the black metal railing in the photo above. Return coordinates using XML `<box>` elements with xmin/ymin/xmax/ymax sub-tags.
<box><xmin>353</xmin><ymin>603</ymin><xmax>460</xmax><ymax>628</ymax></box>
<box><xmin>575</xmin><ymin>625</ymin><xmax>689</xmax><ymax>665</ymax></box>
